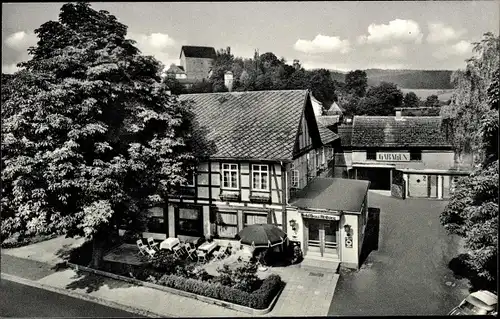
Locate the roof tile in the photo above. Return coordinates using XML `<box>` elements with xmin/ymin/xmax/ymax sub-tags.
<box><xmin>180</xmin><ymin>90</ymin><xmax>308</xmax><ymax>160</ymax></box>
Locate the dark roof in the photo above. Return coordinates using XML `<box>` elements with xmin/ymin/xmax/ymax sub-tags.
<box><xmin>351</xmin><ymin>116</ymin><xmax>452</xmax><ymax>148</ymax></box>
<box><xmin>290</xmin><ymin>178</ymin><xmax>370</xmax><ymax>212</ymax></box>
<box><xmin>317</xmin><ymin>122</ymin><xmax>339</xmax><ymax>145</ymax></box>
<box><xmin>179</xmin><ymin>90</ymin><xmax>309</xmax><ymax>160</ymax></box>
<box><xmin>317</xmin><ymin>115</ymin><xmax>341</xmax><ymax>128</ymax></box>
<box><xmin>166</xmin><ymin>64</ymin><xmax>186</xmax><ymax>74</ymax></box>
<box><xmin>180</xmin><ymin>46</ymin><xmax>216</xmax><ymax>59</ymax></box>
<box><xmin>337</xmin><ymin>125</ymin><xmax>352</xmax><ymax>147</ymax></box>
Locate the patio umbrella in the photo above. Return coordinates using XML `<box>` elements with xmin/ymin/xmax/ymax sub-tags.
<box><xmin>237</xmin><ymin>224</ymin><xmax>287</xmax><ymax>248</ymax></box>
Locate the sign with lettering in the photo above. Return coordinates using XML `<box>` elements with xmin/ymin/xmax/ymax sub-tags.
<box><xmin>376</xmin><ymin>152</ymin><xmax>410</xmax><ymax>162</ymax></box>
<box><xmin>302</xmin><ymin>212</ymin><xmax>340</xmax><ymax>221</ymax></box>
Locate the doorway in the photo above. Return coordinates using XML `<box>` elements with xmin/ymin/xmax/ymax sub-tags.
<box><xmin>307</xmin><ymin>219</ymin><xmax>339</xmax><ymax>257</ymax></box>
<box><xmin>356</xmin><ymin>167</ymin><xmax>392</xmax><ymax>190</ymax></box>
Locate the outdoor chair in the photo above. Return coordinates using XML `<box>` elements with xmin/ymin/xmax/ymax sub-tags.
<box><xmin>147</xmin><ymin>237</ymin><xmax>159</xmax><ymax>251</ymax></box>
<box><xmin>173</xmin><ymin>244</ymin><xmax>184</xmax><ymax>258</ymax></box>
<box><xmin>185</xmin><ymin>243</ymin><xmax>197</xmax><ymax>261</ymax></box>
<box><xmin>137</xmin><ymin>239</ymin><xmax>156</xmax><ymax>258</ymax></box>
<box><xmin>212</xmin><ymin>246</ymin><xmax>229</xmax><ymax>261</ymax></box>
<box><xmin>197</xmin><ymin>250</ymin><xmax>207</xmax><ymax>263</ymax></box>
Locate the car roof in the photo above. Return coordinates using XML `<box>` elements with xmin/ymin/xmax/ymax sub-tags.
<box><xmin>471</xmin><ymin>291</ymin><xmax>498</xmax><ymax>306</ymax></box>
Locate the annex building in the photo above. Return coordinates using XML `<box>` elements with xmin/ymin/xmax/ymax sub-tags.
<box><xmin>333</xmin><ymin>111</ymin><xmax>471</xmax><ymax>199</ymax></box>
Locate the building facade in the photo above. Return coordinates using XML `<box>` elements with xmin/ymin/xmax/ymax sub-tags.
<box><xmin>334</xmin><ymin>112</ymin><xmax>471</xmax><ymax>199</ymax></box>
<box><xmin>133</xmin><ymin>90</ymin><xmax>370</xmax><ymax>269</ymax></box>
<box><xmin>179</xmin><ymin>46</ymin><xmax>216</xmax><ymax>81</ymax></box>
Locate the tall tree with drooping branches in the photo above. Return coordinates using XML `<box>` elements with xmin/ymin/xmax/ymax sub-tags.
<box><xmin>440</xmin><ymin>32</ymin><xmax>499</xmax><ymax>292</ymax></box>
<box><xmin>1</xmin><ymin>2</ymin><xmax>213</xmax><ymax>267</ymax></box>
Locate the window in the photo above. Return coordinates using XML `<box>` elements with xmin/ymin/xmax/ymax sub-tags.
<box><xmin>366</xmin><ymin>151</ymin><xmax>376</xmax><ymax>160</ymax></box>
<box><xmin>215</xmin><ymin>211</ymin><xmax>238</xmax><ymax>238</ymax></box>
<box><xmin>252</xmin><ymin>164</ymin><xmax>269</xmax><ymax>190</ymax></box>
<box><xmin>185</xmin><ymin>169</ymin><xmax>196</xmax><ymax>187</ymax></box>
<box><xmin>222</xmin><ymin>163</ymin><xmax>239</xmax><ymax>189</ymax></box>
<box><xmin>410</xmin><ymin>150</ymin><xmax>422</xmax><ymax>161</ymax></box>
<box><xmin>146</xmin><ymin>207</ymin><xmax>165</xmax><ymax>233</ymax></box>
<box><xmin>244</xmin><ymin>213</ymin><xmax>268</xmax><ymax>226</ymax></box>
<box><xmin>176</xmin><ymin>207</ymin><xmax>203</xmax><ymax>236</ymax></box>
<box><xmin>322</xmin><ymin>148</ymin><xmax>326</xmax><ymax>165</ymax></box>
<box><xmin>291</xmin><ymin>163</ymin><xmax>299</xmax><ymax>188</ymax></box>
<box><xmin>316</xmin><ymin>149</ymin><xmax>321</xmax><ymax>167</ymax></box>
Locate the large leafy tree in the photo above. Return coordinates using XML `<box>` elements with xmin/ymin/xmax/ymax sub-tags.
<box><xmin>440</xmin><ymin>32</ymin><xmax>499</xmax><ymax>165</ymax></box>
<box><xmin>344</xmin><ymin>70</ymin><xmax>368</xmax><ymax>97</ymax></box>
<box><xmin>440</xmin><ymin>33</ymin><xmax>499</xmax><ymax>291</ymax></box>
<box><xmin>1</xmin><ymin>2</ymin><xmax>210</xmax><ymax>267</ymax></box>
<box><xmin>357</xmin><ymin>81</ymin><xmax>403</xmax><ymax>115</ymax></box>
<box><xmin>403</xmin><ymin>92</ymin><xmax>420</xmax><ymax>108</ymax></box>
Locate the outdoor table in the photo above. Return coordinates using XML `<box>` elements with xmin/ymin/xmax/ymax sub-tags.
<box><xmin>160</xmin><ymin>237</ymin><xmax>180</xmax><ymax>251</ymax></box>
<box><xmin>197</xmin><ymin>241</ymin><xmax>218</xmax><ymax>254</ymax></box>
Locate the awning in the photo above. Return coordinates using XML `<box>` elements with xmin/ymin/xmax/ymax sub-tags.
<box><xmin>352</xmin><ymin>163</ymin><xmax>396</xmax><ymax>168</ymax></box>
<box><xmin>397</xmin><ymin>168</ymin><xmax>472</xmax><ymax>175</ymax></box>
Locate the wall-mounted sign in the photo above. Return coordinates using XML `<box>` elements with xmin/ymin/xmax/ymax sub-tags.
<box><xmin>376</xmin><ymin>152</ymin><xmax>410</xmax><ymax>162</ymax></box>
<box><xmin>345</xmin><ymin>236</ymin><xmax>353</xmax><ymax>248</ymax></box>
<box><xmin>302</xmin><ymin>212</ymin><xmax>340</xmax><ymax>221</ymax></box>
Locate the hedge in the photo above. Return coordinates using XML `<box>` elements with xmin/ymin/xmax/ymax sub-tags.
<box><xmin>156</xmin><ymin>273</ymin><xmax>284</xmax><ymax>309</ymax></box>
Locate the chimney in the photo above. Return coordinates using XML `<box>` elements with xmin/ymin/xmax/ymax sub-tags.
<box><xmin>395</xmin><ymin>109</ymin><xmax>402</xmax><ymax>120</ymax></box>
<box><xmin>224</xmin><ymin>71</ymin><xmax>234</xmax><ymax>92</ymax></box>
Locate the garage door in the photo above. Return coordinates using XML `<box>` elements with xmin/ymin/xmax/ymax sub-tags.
<box><xmin>408</xmin><ymin>174</ymin><xmax>428</xmax><ymax>197</ymax></box>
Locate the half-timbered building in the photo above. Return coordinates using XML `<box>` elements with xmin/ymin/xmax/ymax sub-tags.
<box><xmin>134</xmin><ymin>89</ymin><xmax>370</xmax><ymax>269</ymax></box>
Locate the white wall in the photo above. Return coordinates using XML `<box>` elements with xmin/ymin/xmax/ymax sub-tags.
<box><xmin>339</xmin><ymin>213</ymin><xmax>359</xmax><ymax>268</ymax></box>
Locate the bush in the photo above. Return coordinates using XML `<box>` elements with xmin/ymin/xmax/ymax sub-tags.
<box><xmin>213</xmin><ymin>262</ymin><xmax>260</xmax><ymax>292</ymax></box>
<box><xmin>1</xmin><ymin>232</ymin><xmax>58</xmax><ymax>249</ymax></box>
<box><xmin>156</xmin><ymin>272</ymin><xmax>283</xmax><ymax>309</ymax></box>
<box><xmin>150</xmin><ymin>250</ymin><xmax>182</xmax><ymax>274</ymax></box>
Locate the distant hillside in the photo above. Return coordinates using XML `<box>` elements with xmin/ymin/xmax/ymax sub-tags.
<box><xmin>330</xmin><ymin>69</ymin><xmax>454</xmax><ymax>89</ymax></box>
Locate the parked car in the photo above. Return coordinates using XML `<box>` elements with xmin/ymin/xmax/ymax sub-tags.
<box><xmin>448</xmin><ymin>290</ymin><xmax>497</xmax><ymax>316</ymax></box>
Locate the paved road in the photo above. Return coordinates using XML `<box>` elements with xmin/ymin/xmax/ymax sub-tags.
<box><xmin>328</xmin><ymin>191</ymin><xmax>470</xmax><ymax>316</ymax></box>
<box><xmin>0</xmin><ymin>279</ymin><xmax>144</xmax><ymax>318</ymax></box>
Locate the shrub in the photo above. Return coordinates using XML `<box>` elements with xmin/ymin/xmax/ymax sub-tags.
<box><xmin>155</xmin><ymin>272</ymin><xmax>283</xmax><ymax>309</ymax></box>
<box><xmin>150</xmin><ymin>250</ymin><xmax>181</xmax><ymax>274</ymax></box>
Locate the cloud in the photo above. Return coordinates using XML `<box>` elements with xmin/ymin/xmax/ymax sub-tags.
<box><xmin>5</xmin><ymin>31</ymin><xmax>38</xmax><ymax>50</ymax></box>
<box><xmin>358</xmin><ymin>19</ymin><xmax>423</xmax><ymax>44</ymax></box>
<box><xmin>128</xmin><ymin>32</ymin><xmax>179</xmax><ymax>70</ymax></box>
<box><xmin>294</xmin><ymin>34</ymin><xmax>351</xmax><ymax>54</ymax></box>
<box><xmin>2</xmin><ymin>63</ymin><xmax>21</xmax><ymax>74</ymax></box>
<box><xmin>432</xmin><ymin>40</ymin><xmax>473</xmax><ymax>59</ymax></box>
<box><xmin>427</xmin><ymin>23</ymin><xmax>466</xmax><ymax>44</ymax></box>
<box><xmin>378</xmin><ymin>45</ymin><xmax>406</xmax><ymax>58</ymax></box>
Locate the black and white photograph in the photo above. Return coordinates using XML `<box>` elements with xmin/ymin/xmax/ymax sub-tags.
<box><xmin>1</xmin><ymin>1</ymin><xmax>498</xmax><ymax>317</ymax></box>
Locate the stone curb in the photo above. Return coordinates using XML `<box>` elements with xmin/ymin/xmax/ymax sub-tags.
<box><xmin>0</xmin><ymin>272</ymin><xmax>168</xmax><ymax>318</ymax></box>
<box><xmin>66</xmin><ymin>262</ymin><xmax>284</xmax><ymax>315</ymax></box>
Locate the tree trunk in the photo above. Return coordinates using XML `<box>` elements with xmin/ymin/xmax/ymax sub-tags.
<box><xmin>90</xmin><ymin>230</ymin><xmax>107</xmax><ymax>269</ymax></box>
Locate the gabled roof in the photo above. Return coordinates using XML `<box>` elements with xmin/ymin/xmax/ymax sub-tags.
<box><xmin>179</xmin><ymin>90</ymin><xmax>309</xmax><ymax>160</ymax></box>
<box><xmin>317</xmin><ymin>115</ymin><xmax>341</xmax><ymax>128</ymax></box>
<box><xmin>290</xmin><ymin>178</ymin><xmax>370</xmax><ymax>212</ymax></box>
<box><xmin>166</xmin><ymin>64</ymin><xmax>186</xmax><ymax>74</ymax></box>
<box><xmin>337</xmin><ymin>125</ymin><xmax>352</xmax><ymax>147</ymax></box>
<box><xmin>350</xmin><ymin>116</ymin><xmax>452</xmax><ymax>148</ymax></box>
<box><xmin>180</xmin><ymin>46</ymin><xmax>216</xmax><ymax>59</ymax></box>
<box><xmin>317</xmin><ymin>121</ymin><xmax>339</xmax><ymax>145</ymax></box>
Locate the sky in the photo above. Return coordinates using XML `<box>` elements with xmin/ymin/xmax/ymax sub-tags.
<box><xmin>2</xmin><ymin>1</ymin><xmax>499</xmax><ymax>74</ymax></box>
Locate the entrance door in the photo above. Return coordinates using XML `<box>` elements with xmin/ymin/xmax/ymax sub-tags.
<box><xmin>307</xmin><ymin>219</ymin><xmax>339</xmax><ymax>257</ymax></box>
